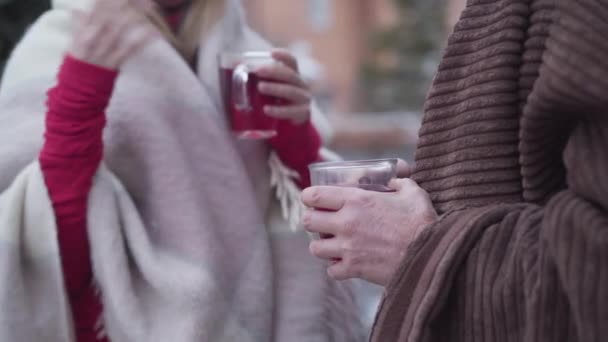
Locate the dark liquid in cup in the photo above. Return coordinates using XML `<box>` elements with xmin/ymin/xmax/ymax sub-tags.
<box><xmin>220</xmin><ymin>67</ymin><xmax>284</xmax><ymax>139</ymax></box>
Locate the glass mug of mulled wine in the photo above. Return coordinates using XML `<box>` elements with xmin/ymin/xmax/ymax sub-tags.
<box><xmin>308</xmin><ymin>158</ymin><xmax>399</xmax><ymax>241</ymax></box>
<box><xmin>219</xmin><ymin>51</ymin><xmax>288</xmax><ymax>140</ymax></box>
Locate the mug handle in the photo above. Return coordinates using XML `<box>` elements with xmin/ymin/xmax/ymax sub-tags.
<box><xmin>232</xmin><ymin>63</ymin><xmax>252</xmax><ymax>112</ymax></box>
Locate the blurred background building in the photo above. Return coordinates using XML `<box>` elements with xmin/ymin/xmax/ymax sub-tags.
<box><xmin>0</xmin><ymin>0</ymin><xmax>468</xmax><ymax>336</ymax></box>
<box><xmin>245</xmin><ymin>0</ymin><xmax>399</xmax><ymax>113</ymax></box>
<box><xmin>245</xmin><ymin>0</ymin><xmax>464</xmax><ymax>161</ymax></box>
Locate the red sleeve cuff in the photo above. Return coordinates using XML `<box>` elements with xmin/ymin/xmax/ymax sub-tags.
<box><xmin>271</xmin><ymin>120</ymin><xmax>321</xmax><ymax>154</ymax></box>
<box><xmin>48</xmin><ymin>56</ymin><xmax>118</xmax><ymax>119</ymax></box>
<box><xmin>62</xmin><ymin>55</ymin><xmax>118</xmax><ymax>94</ymax></box>
<box><xmin>270</xmin><ymin>120</ymin><xmax>322</xmax><ymax>188</ymax></box>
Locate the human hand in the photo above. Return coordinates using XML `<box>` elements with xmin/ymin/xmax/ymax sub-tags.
<box><xmin>69</xmin><ymin>0</ymin><xmax>159</xmax><ymax>69</ymax></box>
<box><xmin>301</xmin><ymin>178</ymin><xmax>437</xmax><ymax>286</ymax></box>
<box><xmin>256</xmin><ymin>50</ymin><xmax>311</xmax><ymax>125</ymax></box>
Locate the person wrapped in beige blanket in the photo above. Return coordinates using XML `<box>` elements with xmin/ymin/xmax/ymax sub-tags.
<box><xmin>0</xmin><ymin>0</ymin><xmax>362</xmax><ymax>341</ymax></box>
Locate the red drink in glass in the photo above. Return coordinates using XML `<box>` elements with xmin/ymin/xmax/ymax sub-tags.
<box><xmin>219</xmin><ymin>52</ymin><xmax>286</xmax><ymax>140</ymax></box>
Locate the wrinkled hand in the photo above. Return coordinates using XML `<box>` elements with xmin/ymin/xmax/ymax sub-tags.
<box><xmin>69</xmin><ymin>0</ymin><xmax>159</xmax><ymax>69</ymax></box>
<box><xmin>256</xmin><ymin>50</ymin><xmax>311</xmax><ymax>124</ymax></box>
<box><xmin>301</xmin><ymin>177</ymin><xmax>438</xmax><ymax>286</ymax></box>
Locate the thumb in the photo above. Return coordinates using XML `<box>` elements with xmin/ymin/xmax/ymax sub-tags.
<box><xmin>388</xmin><ymin>178</ymin><xmax>410</xmax><ymax>192</ymax></box>
<box><xmin>396</xmin><ymin>159</ymin><xmax>413</xmax><ymax>178</ymax></box>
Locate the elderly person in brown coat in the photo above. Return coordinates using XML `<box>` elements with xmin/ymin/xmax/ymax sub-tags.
<box><xmin>302</xmin><ymin>0</ymin><xmax>608</xmax><ymax>341</ymax></box>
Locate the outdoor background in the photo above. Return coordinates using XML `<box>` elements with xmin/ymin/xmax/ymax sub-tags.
<box><xmin>0</xmin><ymin>0</ymin><xmax>467</xmax><ymax>335</ymax></box>
<box><xmin>245</xmin><ymin>0</ymin><xmax>465</xmax><ymax>164</ymax></box>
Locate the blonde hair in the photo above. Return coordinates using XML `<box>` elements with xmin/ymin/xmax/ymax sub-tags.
<box><xmin>144</xmin><ymin>0</ymin><xmax>226</xmax><ymax>63</ymax></box>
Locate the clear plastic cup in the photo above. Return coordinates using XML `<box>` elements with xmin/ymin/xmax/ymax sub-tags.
<box><xmin>307</xmin><ymin>159</ymin><xmax>399</xmax><ymax>242</ymax></box>
<box><xmin>308</xmin><ymin>158</ymin><xmax>399</xmax><ymax>192</ymax></box>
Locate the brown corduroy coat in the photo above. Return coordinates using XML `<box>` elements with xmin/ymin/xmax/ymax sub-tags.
<box><xmin>371</xmin><ymin>0</ymin><xmax>608</xmax><ymax>341</ymax></box>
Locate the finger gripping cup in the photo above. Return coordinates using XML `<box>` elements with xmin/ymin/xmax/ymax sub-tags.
<box><xmin>307</xmin><ymin>159</ymin><xmax>399</xmax><ymax>242</ymax></box>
